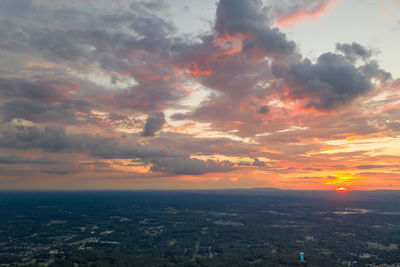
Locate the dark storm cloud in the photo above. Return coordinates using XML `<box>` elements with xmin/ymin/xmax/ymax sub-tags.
<box><xmin>0</xmin><ymin>125</ymin><xmax>234</xmax><ymax>175</ymax></box>
<box><xmin>273</xmin><ymin>52</ymin><xmax>372</xmax><ymax>110</ymax></box>
<box><xmin>142</xmin><ymin>112</ymin><xmax>166</xmax><ymax>137</ymax></box>
<box><xmin>215</xmin><ymin>0</ymin><xmax>296</xmax><ymax>59</ymax></box>
<box><xmin>336</xmin><ymin>42</ymin><xmax>373</xmax><ymax>62</ymax></box>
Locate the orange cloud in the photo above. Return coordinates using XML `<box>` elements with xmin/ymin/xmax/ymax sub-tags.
<box><xmin>26</xmin><ymin>61</ymin><xmax>55</xmax><ymax>69</ymax></box>
<box><xmin>275</xmin><ymin>0</ymin><xmax>340</xmax><ymax>28</ymax></box>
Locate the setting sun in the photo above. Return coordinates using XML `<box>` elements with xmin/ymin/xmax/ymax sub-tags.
<box><xmin>336</xmin><ymin>187</ymin><xmax>348</xmax><ymax>192</ymax></box>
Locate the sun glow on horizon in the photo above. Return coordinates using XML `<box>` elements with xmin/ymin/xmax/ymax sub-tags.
<box><xmin>336</xmin><ymin>187</ymin><xmax>348</xmax><ymax>192</ymax></box>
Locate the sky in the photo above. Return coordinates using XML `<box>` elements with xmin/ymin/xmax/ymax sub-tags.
<box><xmin>0</xmin><ymin>0</ymin><xmax>399</xmax><ymax>190</ymax></box>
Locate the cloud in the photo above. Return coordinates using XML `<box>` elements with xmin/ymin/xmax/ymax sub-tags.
<box><xmin>271</xmin><ymin>0</ymin><xmax>339</xmax><ymax>28</ymax></box>
<box><xmin>0</xmin><ymin>125</ymin><xmax>234</xmax><ymax>175</ymax></box>
<box><xmin>0</xmin><ymin>0</ymin><xmax>398</xmax><ymax>189</ymax></box>
<box><xmin>258</xmin><ymin>105</ymin><xmax>270</xmax><ymax>114</ymax></box>
<box><xmin>0</xmin><ymin>100</ymin><xmax>82</xmax><ymax>124</ymax></box>
<box><xmin>0</xmin><ymin>75</ymin><xmax>185</xmax><ymax>128</ymax></box>
<box><xmin>80</xmin><ymin>161</ymin><xmax>110</xmax><ymax>167</ymax></box>
<box><xmin>303</xmin><ymin>167</ymin><xmax>323</xmax><ymax>171</ymax></box>
<box><xmin>238</xmin><ymin>158</ymin><xmax>267</xmax><ymax>167</ymax></box>
<box><xmin>0</xmin><ymin>77</ymin><xmax>99</xmax><ymax>125</ymax></box>
<box><xmin>172</xmin><ymin>96</ymin><xmax>269</xmax><ymax>137</ymax></box>
<box><xmin>139</xmin><ymin>0</ymin><xmax>169</xmax><ymax>11</ymax></box>
<box><xmin>0</xmin><ymin>78</ymin><xmax>69</xmax><ymax>103</ymax></box>
<box><xmin>252</xmin><ymin>158</ymin><xmax>266</xmax><ymax>167</ymax></box>
<box><xmin>0</xmin><ymin>153</ymin><xmax>61</xmax><ymax>165</ymax></box>
<box><xmin>142</xmin><ymin>112</ymin><xmax>166</xmax><ymax>137</ymax></box>
<box><xmin>273</xmin><ymin>52</ymin><xmax>373</xmax><ymax>110</ymax></box>
<box><xmin>215</xmin><ymin>0</ymin><xmax>297</xmax><ymax>60</ymax></box>
<box><xmin>336</xmin><ymin>42</ymin><xmax>373</xmax><ymax>62</ymax></box>
<box><xmin>359</xmin><ymin>61</ymin><xmax>392</xmax><ymax>81</ymax></box>
<box><xmin>356</xmin><ymin>164</ymin><xmax>390</xmax><ymax>170</ymax></box>
<box><xmin>40</xmin><ymin>166</ymin><xmax>78</xmax><ymax>175</ymax></box>
<box><xmin>0</xmin><ymin>0</ymin><xmax>191</xmax><ymax>114</ymax></box>
<box><xmin>149</xmin><ymin>157</ymin><xmax>234</xmax><ymax>175</ymax></box>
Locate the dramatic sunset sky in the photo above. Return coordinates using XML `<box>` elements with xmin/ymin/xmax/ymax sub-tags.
<box><xmin>0</xmin><ymin>0</ymin><xmax>399</xmax><ymax>190</ymax></box>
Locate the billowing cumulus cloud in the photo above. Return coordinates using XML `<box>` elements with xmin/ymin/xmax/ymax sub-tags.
<box><xmin>215</xmin><ymin>0</ymin><xmax>296</xmax><ymax>60</ymax></box>
<box><xmin>272</xmin><ymin>52</ymin><xmax>373</xmax><ymax>110</ymax></box>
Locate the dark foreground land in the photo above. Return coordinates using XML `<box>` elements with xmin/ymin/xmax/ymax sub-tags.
<box><xmin>1</xmin><ymin>190</ymin><xmax>400</xmax><ymax>266</ymax></box>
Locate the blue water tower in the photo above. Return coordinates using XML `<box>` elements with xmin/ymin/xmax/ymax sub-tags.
<box><xmin>300</xmin><ymin>252</ymin><xmax>304</xmax><ymax>262</ymax></box>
